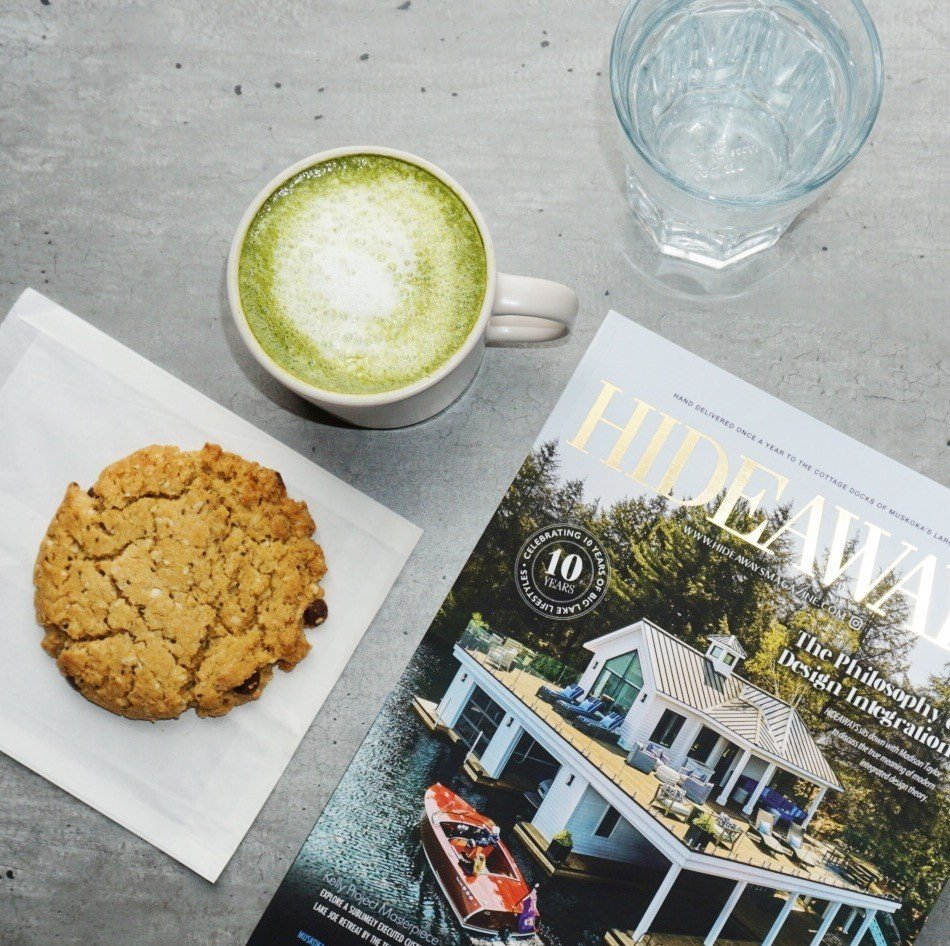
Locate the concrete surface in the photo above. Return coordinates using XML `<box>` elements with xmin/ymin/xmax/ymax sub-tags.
<box><xmin>0</xmin><ymin>1</ymin><xmax>947</xmax><ymax>944</ymax></box>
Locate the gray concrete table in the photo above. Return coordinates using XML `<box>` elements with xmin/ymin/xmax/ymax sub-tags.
<box><xmin>0</xmin><ymin>2</ymin><xmax>947</xmax><ymax>943</ymax></box>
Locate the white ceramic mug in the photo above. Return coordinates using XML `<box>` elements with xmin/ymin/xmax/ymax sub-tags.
<box><xmin>227</xmin><ymin>146</ymin><xmax>578</xmax><ymax>428</ymax></box>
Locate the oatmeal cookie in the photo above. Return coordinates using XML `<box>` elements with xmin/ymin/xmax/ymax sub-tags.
<box><xmin>33</xmin><ymin>443</ymin><xmax>328</xmax><ymax>720</ymax></box>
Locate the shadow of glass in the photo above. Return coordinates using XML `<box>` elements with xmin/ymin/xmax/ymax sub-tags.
<box><xmin>615</xmin><ymin>208</ymin><xmax>801</xmax><ymax>303</ymax></box>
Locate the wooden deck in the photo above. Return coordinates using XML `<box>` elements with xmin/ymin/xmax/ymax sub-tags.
<box><xmin>411</xmin><ymin>696</ymin><xmax>460</xmax><ymax>743</ymax></box>
<box><xmin>466</xmin><ymin>652</ymin><xmax>887</xmax><ymax>902</ymax></box>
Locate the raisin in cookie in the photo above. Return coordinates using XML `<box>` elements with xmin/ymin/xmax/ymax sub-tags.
<box><xmin>34</xmin><ymin>443</ymin><xmax>327</xmax><ymax>720</ymax></box>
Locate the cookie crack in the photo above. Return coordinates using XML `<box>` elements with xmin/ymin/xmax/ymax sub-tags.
<box><xmin>83</xmin><ymin>538</ymin><xmax>139</xmax><ymax>563</ymax></box>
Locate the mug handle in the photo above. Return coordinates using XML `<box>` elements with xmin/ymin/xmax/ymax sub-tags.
<box><xmin>486</xmin><ymin>272</ymin><xmax>578</xmax><ymax>344</ymax></box>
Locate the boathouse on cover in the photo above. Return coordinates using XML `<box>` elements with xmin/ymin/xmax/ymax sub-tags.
<box><xmin>433</xmin><ymin>618</ymin><xmax>899</xmax><ymax>945</ymax></box>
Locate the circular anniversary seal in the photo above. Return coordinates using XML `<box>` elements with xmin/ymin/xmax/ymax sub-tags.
<box><xmin>515</xmin><ymin>523</ymin><xmax>611</xmax><ymax>620</ymax></box>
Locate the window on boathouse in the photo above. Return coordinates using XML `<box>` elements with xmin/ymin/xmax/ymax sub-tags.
<box><xmin>594</xmin><ymin>805</ymin><xmax>622</xmax><ymax>839</ymax></box>
<box><xmin>650</xmin><ymin>709</ymin><xmax>686</xmax><ymax>748</ymax></box>
<box><xmin>591</xmin><ymin>650</ymin><xmax>644</xmax><ymax>714</ymax></box>
<box><xmin>454</xmin><ymin>686</ymin><xmax>506</xmax><ymax>752</ymax></box>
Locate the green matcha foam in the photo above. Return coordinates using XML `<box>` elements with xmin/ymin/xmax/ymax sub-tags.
<box><xmin>238</xmin><ymin>154</ymin><xmax>488</xmax><ymax>395</ymax></box>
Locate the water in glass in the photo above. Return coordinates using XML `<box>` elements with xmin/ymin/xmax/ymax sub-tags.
<box><xmin>633</xmin><ymin>0</ymin><xmax>849</xmax><ymax>197</ymax></box>
<box><xmin>612</xmin><ymin>0</ymin><xmax>882</xmax><ymax>267</ymax></box>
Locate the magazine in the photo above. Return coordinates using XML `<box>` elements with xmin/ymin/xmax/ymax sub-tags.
<box><xmin>248</xmin><ymin>311</ymin><xmax>949</xmax><ymax>946</ymax></box>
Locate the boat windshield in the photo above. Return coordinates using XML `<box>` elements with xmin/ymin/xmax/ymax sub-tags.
<box><xmin>483</xmin><ymin>845</ymin><xmax>516</xmax><ymax>877</ymax></box>
<box><xmin>439</xmin><ymin>822</ymin><xmax>518</xmax><ymax>878</ymax></box>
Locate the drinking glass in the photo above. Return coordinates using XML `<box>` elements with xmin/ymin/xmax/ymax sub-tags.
<box><xmin>610</xmin><ymin>0</ymin><xmax>884</xmax><ymax>268</ymax></box>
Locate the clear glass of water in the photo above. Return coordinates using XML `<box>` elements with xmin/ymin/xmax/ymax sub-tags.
<box><xmin>610</xmin><ymin>0</ymin><xmax>884</xmax><ymax>268</ymax></box>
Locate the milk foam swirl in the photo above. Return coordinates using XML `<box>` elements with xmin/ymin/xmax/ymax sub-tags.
<box><xmin>238</xmin><ymin>155</ymin><xmax>487</xmax><ymax>395</ymax></box>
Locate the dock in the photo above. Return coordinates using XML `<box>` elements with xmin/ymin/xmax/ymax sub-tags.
<box><xmin>514</xmin><ymin>821</ymin><xmax>645</xmax><ymax>889</ymax></box>
<box><xmin>411</xmin><ymin>696</ymin><xmax>460</xmax><ymax>743</ymax></box>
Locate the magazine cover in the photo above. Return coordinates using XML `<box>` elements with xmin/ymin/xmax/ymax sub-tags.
<box><xmin>248</xmin><ymin>312</ymin><xmax>949</xmax><ymax>946</ymax></box>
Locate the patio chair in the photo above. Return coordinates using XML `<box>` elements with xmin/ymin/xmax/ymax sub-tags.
<box><xmin>752</xmin><ymin>809</ymin><xmax>777</xmax><ymax>836</ymax></box>
<box><xmin>650</xmin><ymin>783</ymin><xmax>693</xmax><ymax>821</ymax></box>
<box><xmin>626</xmin><ymin>741</ymin><xmax>666</xmax><ymax>774</ymax></box>
<box><xmin>710</xmin><ymin>814</ymin><xmax>743</xmax><ymax>851</ymax></box>
<box><xmin>486</xmin><ymin>644</ymin><xmax>519</xmax><ymax>671</ymax></box>
<box><xmin>536</xmin><ymin>682</ymin><xmax>582</xmax><ymax>705</ymax></box>
<box><xmin>785</xmin><ymin>823</ymin><xmax>807</xmax><ymax>847</ymax></box>
<box><xmin>576</xmin><ymin>711</ymin><xmax>624</xmax><ymax>744</ymax></box>
<box><xmin>554</xmin><ymin>696</ymin><xmax>603</xmax><ymax>720</ymax></box>
<box><xmin>681</xmin><ymin>771</ymin><xmax>715</xmax><ymax>805</ymax></box>
<box><xmin>784</xmin><ymin>823</ymin><xmax>820</xmax><ymax>868</ymax></box>
<box><xmin>747</xmin><ymin>810</ymin><xmax>789</xmax><ymax>857</ymax></box>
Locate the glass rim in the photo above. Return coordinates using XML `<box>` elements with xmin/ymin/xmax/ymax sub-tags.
<box><xmin>609</xmin><ymin>0</ymin><xmax>885</xmax><ymax>208</ymax></box>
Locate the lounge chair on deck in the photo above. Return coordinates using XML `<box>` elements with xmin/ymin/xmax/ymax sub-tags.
<box><xmin>650</xmin><ymin>783</ymin><xmax>693</xmax><ymax>821</ymax></box>
<box><xmin>536</xmin><ymin>682</ymin><xmax>583</xmax><ymax>705</ymax></box>
<box><xmin>576</xmin><ymin>711</ymin><xmax>624</xmax><ymax>744</ymax></box>
<box><xmin>784</xmin><ymin>823</ymin><xmax>820</xmax><ymax>867</ymax></box>
<box><xmin>710</xmin><ymin>814</ymin><xmax>743</xmax><ymax>851</ymax></box>
<box><xmin>554</xmin><ymin>696</ymin><xmax>603</xmax><ymax>720</ymax></box>
<box><xmin>785</xmin><ymin>823</ymin><xmax>807</xmax><ymax>846</ymax></box>
<box><xmin>681</xmin><ymin>771</ymin><xmax>715</xmax><ymax>805</ymax></box>
<box><xmin>747</xmin><ymin>810</ymin><xmax>789</xmax><ymax>857</ymax></box>
<box><xmin>626</xmin><ymin>741</ymin><xmax>667</xmax><ymax>774</ymax></box>
<box><xmin>486</xmin><ymin>645</ymin><xmax>519</xmax><ymax>671</ymax></box>
<box><xmin>752</xmin><ymin>809</ymin><xmax>777</xmax><ymax>835</ymax></box>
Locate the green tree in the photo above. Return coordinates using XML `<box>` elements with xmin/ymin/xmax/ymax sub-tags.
<box><xmin>433</xmin><ymin>441</ymin><xmax>599</xmax><ymax>665</ymax></box>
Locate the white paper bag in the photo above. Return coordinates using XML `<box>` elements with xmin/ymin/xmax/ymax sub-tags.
<box><xmin>0</xmin><ymin>289</ymin><xmax>421</xmax><ymax>882</ymax></box>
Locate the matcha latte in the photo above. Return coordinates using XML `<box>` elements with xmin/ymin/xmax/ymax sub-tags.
<box><xmin>237</xmin><ymin>154</ymin><xmax>488</xmax><ymax>395</ymax></box>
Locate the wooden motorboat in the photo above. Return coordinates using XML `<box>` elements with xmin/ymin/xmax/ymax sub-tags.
<box><xmin>421</xmin><ymin>784</ymin><xmax>539</xmax><ymax>940</ymax></box>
